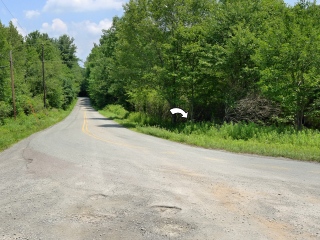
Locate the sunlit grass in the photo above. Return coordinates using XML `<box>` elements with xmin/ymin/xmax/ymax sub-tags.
<box><xmin>99</xmin><ymin>104</ymin><xmax>320</xmax><ymax>162</ymax></box>
<box><xmin>0</xmin><ymin>100</ymin><xmax>76</xmax><ymax>152</ymax></box>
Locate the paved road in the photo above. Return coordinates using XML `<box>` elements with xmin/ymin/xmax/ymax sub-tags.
<box><xmin>0</xmin><ymin>97</ymin><xmax>319</xmax><ymax>239</ymax></box>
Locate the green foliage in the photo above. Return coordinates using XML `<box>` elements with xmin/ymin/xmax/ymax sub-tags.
<box><xmin>16</xmin><ymin>95</ymin><xmax>43</xmax><ymax>115</ymax></box>
<box><xmin>55</xmin><ymin>34</ymin><xmax>78</xmax><ymax>69</ymax></box>
<box><xmin>102</xmin><ymin>104</ymin><xmax>129</xmax><ymax>119</ymax></box>
<box><xmin>0</xmin><ymin>23</ymin><xmax>82</xmax><ymax>126</ymax></box>
<box><xmin>253</xmin><ymin>1</ymin><xmax>320</xmax><ymax>129</ymax></box>
<box><xmin>0</xmin><ymin>100</ymin><xmax>76</xmax><ymax>152</ymax></box>
<box><xmin>0</xmin><ymin>101</ymin><xmax>11</xmax><ymax>123</ymax></box>
<box><xmin>85</xmin><ymin>0</ymin><xmax>320</xmax><ymax>130</ymax></box>
<box><xmin>85</xmin><ymin>18</ymin><xmax>124</xmax><ymax>108</ymax></box>
<box><xmin>0</xmin><ymin>22</ymin><xmax>10</xmax><ymax>102</ymax></box>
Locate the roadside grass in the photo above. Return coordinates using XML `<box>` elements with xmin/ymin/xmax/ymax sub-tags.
<box><xmin>0</xmin><ymin>100</ymin><xmax>76</xmax><ymax>152</ymax></box>
<box><xmin>99</xmin><ymin>104</ymin><xmax>320</xmax><ymax>162</ymax></box>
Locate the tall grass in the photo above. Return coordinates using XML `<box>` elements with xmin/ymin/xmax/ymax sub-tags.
<box><xmin>0</xmin><ymin>100</ymin><xmax>76</xmax><ymax>152</ymax></box>
<box><xmin>99</xmin><ymin>104</ymin><xmax>320</xmax><ymax>162</ymax></box>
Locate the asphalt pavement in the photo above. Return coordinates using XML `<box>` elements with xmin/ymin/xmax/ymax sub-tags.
<box><xmin>0</xmin><ymin>97</ymin><xmax>319</xmax><ymax>239</ymax></box>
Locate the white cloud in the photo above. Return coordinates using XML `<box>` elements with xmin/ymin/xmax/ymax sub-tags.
<box><xmin>37</xmin><ymin>18</ymin><xmax>111</xmax><ymax>62</ymax></box>
<box><xmin>11</xmin><ymin>18</ymin><xmax>27</xmax><ymax>36</ymax></box>
<box><xmin>25</xmin><ymin>10</ymin><xmax>40</xmax><ymax>19</ymax></box>
<box><xmin>41</xmin><ymin>18</ymin><xmax>68</xmax><ymax>35</ymax></box>
<box><xmin>71</xmin><ymin>19</ymin><xmax>112</xmax><ymax>62</ymax></box>
<box><xmin>43</xmin><ymin>0</ymin><xmax>123</xmax><ymax>13</ymax></box>
<box><xmin>74</xmin><ymin>19</ymin><xmax>112</xmax><ymax>35</ymax></box>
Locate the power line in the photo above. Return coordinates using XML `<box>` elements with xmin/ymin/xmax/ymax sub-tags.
<box><xmin>0</xmin><ymin>0</ymin><xmax>27</xmax><ymax>35</ymax></box>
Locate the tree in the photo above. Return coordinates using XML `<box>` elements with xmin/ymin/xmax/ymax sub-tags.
<box><xmin>254</xmin><ymin>1</ymin><xmax>320</xmax><ymax>129</ymax></box>
<box><xmin>55</xmin><ymin>34</ymin><xmax>78</xmax><ymax>69</ymax></box>
<box><xmin>112</xmin><ymin>0</ymin><xmax>215</xmax><ymax>121</ymax></box>
<box><xmin>24</xmin><ymin>31</ymin><xmax>80</xmax><ymax>109</ymax></box>
<box><xmin>0</xmin><ymin>22</ymin><xmax>81</xmax><ymax>122</ymax></box>
<box><xmin>84</xmin><ymin>0</ymin><xmax>320</xmax><ymax>129</ymax></box>
<box><xmin>0</xmin><ymin>22</ymin><xmax>10</xmax><ymax>102</ymax></box>
<box><xmin>85</xmin><ymin>17</ymin><xmax>121</xmax><ymax>108</ymax></box>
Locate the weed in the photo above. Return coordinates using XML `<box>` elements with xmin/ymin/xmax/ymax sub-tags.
<box><xmin>99</xmin><ymin>104</ymin><xmax>320</xmax><ymax>162</ymax></box>
<box><xmin>0</xmin><ymin>100</ymin><xmax>76</xmax><ymax>152</ymax></box>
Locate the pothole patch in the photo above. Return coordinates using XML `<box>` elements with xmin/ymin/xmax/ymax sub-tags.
<box><xmin>89</xmin><ymin>194</ymin><xmax>108</xmax><ymax>200</ymax></box>
<box><xmin>151</xmin><ymin>205</ymin><xmax>182</xmax><ymax>215</ymax></box>
<box><xmin>69</xmin><ymin>212</ymin><xmax>116</xmax><ymax>224</ymax></box>
<box><xmin>152</xmin><ymin>220</ymin><xmax>192</xmax><ymax>238</ymax></box>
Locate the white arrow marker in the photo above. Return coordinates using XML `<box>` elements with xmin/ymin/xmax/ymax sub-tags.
<box><xmin>170</xmin><ymin>108</ymin><xmax>188</xmax><ymax>118</ymax></box>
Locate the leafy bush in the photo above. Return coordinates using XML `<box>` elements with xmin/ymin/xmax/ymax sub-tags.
<box><xmin>0</xmin><ymin>101</ymin><xmax>12</xmax><ymax>124</ymax></box>
<box><xmin>0</xmin><ymin>100</ymin><xmax>76</xmax><ymax>152</ymax></box>
<box><xmin>102</xmin><ymin>105</ymin><xmax>129</xmax><ymax>119</ymax></box>
<box><xmin>17</xmin><ymin>95</ymin><xmax>44</xmax><ymax>115</ymax></box>
<box><xmin>99</xmin><ymin>105</ymin><xmax>320</xmax><ymax>161</ymax></box>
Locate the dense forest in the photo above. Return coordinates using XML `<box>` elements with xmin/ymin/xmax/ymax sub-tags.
<box><xmin>0</xmin><ymin>21</ymin><xmax>82</xmax><ymax>123</ymax></box>
<box><xmin>85</xmin><ymin>0</ymin><xmax>320</xmax><ymax>130</ymax></box>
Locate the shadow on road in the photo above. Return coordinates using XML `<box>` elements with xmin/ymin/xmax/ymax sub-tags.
<box><xmin>96</xmin><ymin>124</ymin><xmax>126</xmax><ymax>128</ymax></box>
<box><xmin>79</xmin><ymin>97</ymin><xmax>136</xmax><ymax>129</ymax></box>
<box><xmin>87</xmin><ymin>118</ymin><xmax>108</xmax><ymax>121</ymax></box>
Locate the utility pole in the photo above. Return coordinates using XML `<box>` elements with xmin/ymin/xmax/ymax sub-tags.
<box><xmin>42</xmin><ymin>44</ymin><xmax>46</xmax><ymax>108</ymax></box>
<box><xmin>9</xmin><ymin>50</ymin><xmax>16</xmax><ymax>120</ymax></box>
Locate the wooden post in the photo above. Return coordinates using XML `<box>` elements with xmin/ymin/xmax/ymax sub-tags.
<box><xmin>9</xmin><ymin>50</ymin><xmax>16</xmax><ymax>120</ymax></box>
<box><xmin>42</xmin><ymin>44</ymin><xmax>46</xmax><ymax>108</ymax></box>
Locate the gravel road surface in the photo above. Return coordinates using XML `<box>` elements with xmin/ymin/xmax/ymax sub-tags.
<box><xmin>0</xmin><ymin>97</ymin><xmax>319</xmax><ymax>239</ymax></box>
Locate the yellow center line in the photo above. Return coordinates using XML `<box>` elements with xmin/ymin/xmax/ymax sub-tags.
<box><xmin>81</xmin><ymin>111</ymin><xmax>145</xmax><ymax>150</ymax></box>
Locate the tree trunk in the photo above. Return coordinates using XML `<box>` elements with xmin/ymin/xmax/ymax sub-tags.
<box><xmin>295</xmin><ymin>108</ymin><xmax>304</xmax><ymax>131</ymax></box>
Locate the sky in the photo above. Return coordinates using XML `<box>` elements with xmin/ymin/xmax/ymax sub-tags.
<box><xmin>0</xmin><ymin>0</ymin><xmax>299</xmax><ymax>65</ymax></box>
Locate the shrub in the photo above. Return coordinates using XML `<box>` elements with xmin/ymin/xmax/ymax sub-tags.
<box><xmin>103</xmin><ymin>105</ymin><xmax>129</xmax><ymax>119</ymax></box>
<box><xmin>0</xmin><ymin>101</ymin><xmax>12</xmax><ymax>124</ymax></box>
